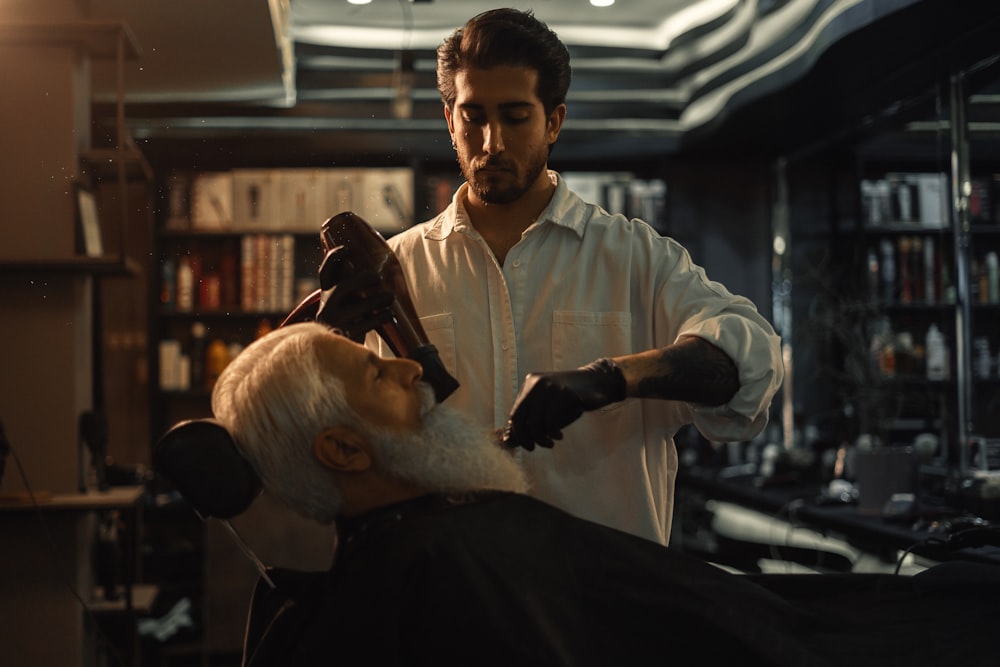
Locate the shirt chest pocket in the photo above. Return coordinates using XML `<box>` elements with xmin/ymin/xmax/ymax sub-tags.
<box><xmin>552</xmin><ymin>311</ymin><xmax>633</xmax><ymax>414</ymax></box>
<box><xmin>552</xmin><ymin>309</ymin><xmax>632</xmax><ymax>366</ymax></box>
<box><xmin>418</xmin><ymin>312</ymin><xmax>458</xmax><ymax>379</ymax></box>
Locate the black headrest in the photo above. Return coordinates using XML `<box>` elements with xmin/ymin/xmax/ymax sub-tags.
<box><xmin>153</xmin><ymin>418</ymin><xmax>262</xmax><ymax>519</ymax></box>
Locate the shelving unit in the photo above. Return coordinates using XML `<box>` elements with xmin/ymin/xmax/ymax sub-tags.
<box><xmin>0</xmin><ymin>256</ymin><xmax>142</xmax><ymax>276</ymax></box>
<box><xmin>0</xmin><ymin>19</ymin><xmax>155</xmax><ymax>666</ymax></box>
<box><xmin>148</xmin><ymin>164</ymin><xmax>424</xmax><ymax>442</ymax></box>
<box><xmin>153</xmin><ymin>233</ymin><xmax>326</xmax><ymax>437</ymax></box>
<box><xmin>828</xmin><ymin>66</ymin><xmax>1000</xmax><ymax>487</ymax></box>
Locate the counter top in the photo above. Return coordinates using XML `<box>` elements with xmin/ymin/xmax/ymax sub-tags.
<box><xmin>677</xmin><ymin>465</ymin><xmax>1000</xmax><ymax>566</ymax></box>
<box><xmin>0</xmin><ymin>485</ymin><xmax>145</xmax><ymax>512</ymax></box>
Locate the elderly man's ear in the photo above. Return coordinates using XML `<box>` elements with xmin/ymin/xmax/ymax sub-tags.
<box><xmin>312</xmin><ymin>426</ymin><xmax>372</xmax><ymax>472</ymax></box>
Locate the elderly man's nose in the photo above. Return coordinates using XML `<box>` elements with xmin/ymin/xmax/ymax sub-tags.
<box><xmin>391</xmin><ymin>358</ymin><xmax>423</xmax><ymax>385</ymax></box>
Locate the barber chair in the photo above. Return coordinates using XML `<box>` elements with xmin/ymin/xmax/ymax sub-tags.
<box><xmin>152</xmin><ymin>211</ymin><xmax>465</xmax><ymax>665</ymax></box>
<box><xmin>153</xmin><ymin>419</ymin><xmax>323</xmax><ymax>667</ymax></box>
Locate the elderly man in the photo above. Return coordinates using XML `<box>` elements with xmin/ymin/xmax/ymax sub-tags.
<box><xmin>206</xmin><ymin>322</ymin><xmax>996</xmax><ymax>667</ymax></box>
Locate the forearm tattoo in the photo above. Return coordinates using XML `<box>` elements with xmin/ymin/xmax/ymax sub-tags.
<box><xmin>636</xmin><ymin>338</ymin><xmax>739</xmax><ymax>405</ymax></box>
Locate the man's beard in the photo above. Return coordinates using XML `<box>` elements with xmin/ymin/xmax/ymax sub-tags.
<box><xmin>363</xmin><ymin>384</ymin><xmax>529</xmax><ymax>495</ymax></box>
<box><xmin>459</xmin><ymin>148</ymin><xmax>548</xmax><ymax>205</ymax></box>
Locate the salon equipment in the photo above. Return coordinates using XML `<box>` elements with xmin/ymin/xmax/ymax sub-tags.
<box><xmin>152</xmin><ymin>419</ymin><xmax>272</xmax><ymax>588</ymax></box>
<box><xmin>314</xmin><ymin>247</ymin><xmax>395</xmax><ymax>341</ymax></box>
<box><xmin>153</xmin><ymin>419</ymin><xmax>323</xmax><ymax>666</ymax></box>
<box><xmin>283</xmin><ymin>211</ymin><xmax>458</xmax><ymax>403</ymax></box>
<box><xmin>153</xmin><ymin>419</ymin><xmax>313</xmax><ymax>665</ymax></box>
<box><xmin>153</xmin><ymin>419</ymin><xmax>260</xmax><ymax>521</ymax></box>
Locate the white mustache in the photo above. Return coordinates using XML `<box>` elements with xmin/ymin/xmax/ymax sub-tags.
<box><xmin>417</xmin><ymin>382</ymin><xmax>437</xmax><ymax>417</ymax></box>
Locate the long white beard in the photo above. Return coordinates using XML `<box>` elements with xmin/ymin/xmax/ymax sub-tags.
<box><xmin>364</xmin><ymin>385</ymin><xmax>529</xmax><ymax>495</ymax></box>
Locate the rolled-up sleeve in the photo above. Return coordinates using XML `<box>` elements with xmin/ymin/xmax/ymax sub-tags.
<box><xmin>647</xmin><ymin>234</ymin><xmax>784</xmax><ymax>443</ymax></box>
<box><xmin>680</xmin><ymin>310</ymin><xmax>784</xmax><ymax>441</ymax></box>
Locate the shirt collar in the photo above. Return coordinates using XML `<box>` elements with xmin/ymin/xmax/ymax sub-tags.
<box><xmin>424</xmin><ymin>171</ymin><xmax>587</xmax><ymax>241</ymax></box>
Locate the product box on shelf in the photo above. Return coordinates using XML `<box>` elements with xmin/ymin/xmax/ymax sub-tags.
<box><xmin>179</xmin><ymin>167</ymin><xmax>416</xmax><ymax>234</ymax></box>
<box><xmin>861</xmin><ymin>179</ymin><xmax>891</xmax><ymax>226</ymax></box>
<box><xmin>359</xmin><ymin>168</ymin><xmax>414</xmax><ymax>233</ymax></box>
<box><xmin>164</xmin><ymin>172</ymin><xmax>191</xmax><ymax>231</ymax></box>
<box><xmin>190</xmin><ymin>172</ymin><xmax>234</xmax><ymax>229</ymax></box>
<box><xmin>321</xmin><ymin>167</ymin><xmax>414</xmax><ymax>234</ymax></box>
<box><xmin>913</xmin><ymin>173</ymin><xmax>948</xmax><ymax>229</ymax></box>
<box><xmin>325</xmin><ymin>169</ymin><xmax>366</xmax><ymax>222</ymax></box>
<box><xmin>233</xmin><ymin>169</ymin><xmax>279</xmax><ymax>230</ymax></box>
<box><xmin>278</xmin><ymin>168</ymin><xmax>328</xmax><ymax>232</ymax></box>
<box><xmin>861</xmin><ymin>173</ymin><xmax>947</xmax><ymax>228</ymax></box>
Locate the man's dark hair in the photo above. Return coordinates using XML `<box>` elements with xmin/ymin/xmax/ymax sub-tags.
<box><xmin>437</xmin><ymin>9</ymin><xmax>572</xmax><ymax>116</ymax></box>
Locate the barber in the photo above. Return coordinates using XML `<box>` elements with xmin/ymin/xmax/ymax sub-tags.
<box><xmin>327</xmin><ymin>9</ymin><xmax>783</xmax><ymax>545</ymax></box>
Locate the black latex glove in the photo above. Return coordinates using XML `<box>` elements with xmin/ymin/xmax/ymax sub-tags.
<box><xmin>315</xmin><ymin>246</ymin><xmax>394</xmax><ymax>342</ymax></box>
<box><xmin>501</xmin><ymin>358</ymin><xmax>627</xmax><ymax>451</ymax></box>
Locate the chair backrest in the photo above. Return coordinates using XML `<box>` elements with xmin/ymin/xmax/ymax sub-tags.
<box><xmin>155</xmin><ymin>420</ymin><xmax>328</xmax><ymax>666</ymax></box>
<box><xmin>153</xmin><ymin>418</ymin><xmax>262</xmax><ymax>520</ymax></box>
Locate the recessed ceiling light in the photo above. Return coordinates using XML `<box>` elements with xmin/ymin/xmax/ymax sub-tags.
<box><xmin>347</xmin><ymin>0</ymin><xmax>372</xmax><ymax>5</ymax></box>
<box><xmin>590</xmin><ymin>0</ymin><xmax>615</xmax><ymax>6</ymax></box>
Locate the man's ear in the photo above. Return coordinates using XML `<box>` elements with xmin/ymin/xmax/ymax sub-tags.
<box><xmin>444</xmin><ymin>103</ymin><xmax>455</xmax><ymax>136</ymax></box>
<box><xmin>546</xmin><ymin>103</ymin><xmax>566</xmax><ymax>144</ymax></box>
<box><xmin>312</xmin><ymin>426</ymin><xmax>372</xmax><ymax>473</ymax></box>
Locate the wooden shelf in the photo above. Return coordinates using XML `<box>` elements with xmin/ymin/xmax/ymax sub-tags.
<box><xmin>160</xmin><ymin>227</ymin><xmax>323</xmax><ymax>238</ymax></box>
<box><xmin>0</xmin><ymin>255</ymin><xmax>142</xmax><ymax>276</ymax></box>
<box><xmin>82</xmin><ymin>145</ymin><xmax>154</xmax><ymax>183</ymax></box>
<box><xmin>0</xmin><ymin>20</ymin><xmax>141</xmax><ymax>60</ymax></box>
<box><xmin>88</xmin><ymin>583</ymin><xmax>159</xmax><ymax>615</ymax></box>
<box><xmin>158</xmin><ymin>308</ymin><xmax>296</xmax><ymax>320</ymax></box>
<box><xmin>861</xmin><ymin>223</ymin><xmax>952</xmax><ymax>233</ymax></box>
<box><xmin>0</xmin><ymin>485</ymin><xmax>145</xmax><ymax>512</ymax></box>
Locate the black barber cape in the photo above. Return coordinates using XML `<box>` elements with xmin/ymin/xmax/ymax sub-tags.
<box><xmin>242</xmin><ymin>491</ymin><xmax>1000</xmax><ymax>667</ymax></box>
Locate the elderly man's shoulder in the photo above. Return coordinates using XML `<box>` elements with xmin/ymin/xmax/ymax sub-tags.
<box><xmin>392</xmin><ymin>490</ymin><xmax>670</xmax><ymax>567</ymax></box>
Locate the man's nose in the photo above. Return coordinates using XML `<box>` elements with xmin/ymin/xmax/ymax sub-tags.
<box><xmin>483</xmin><ymin>121</ymin><xmax>504</xmax><ymax>155</ymax></box>
<box><xmin>389</xmin><ymin>357</ymin><xmax>423</xmax><ymax>386</ymax></box>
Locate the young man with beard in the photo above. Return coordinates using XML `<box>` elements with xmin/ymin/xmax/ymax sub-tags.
<box><xmin>207</xmin><ymin>323</ymin><xmax>997</xmax><ymax>667</ymax></box>
<box><xmin>364</xmin><ymin>8</ymin><xmax>785</xmax><ymax>545</ymax></box>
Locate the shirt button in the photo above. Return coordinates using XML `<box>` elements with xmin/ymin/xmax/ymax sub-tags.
<box><xmin>501</xmin><ymin>343</ymin><xmax>508</xmax><ymax>351</ymax></box>
<box><xmin>512</xmin><ymin>260</ymin><xmax>521</xmax><ymax>268</ymax></box>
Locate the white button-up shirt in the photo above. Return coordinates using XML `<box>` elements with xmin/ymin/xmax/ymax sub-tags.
<box><xmin>376</xmin><ymin>171</ymin><xmax>783</xmax><ymax>544</ymax></box>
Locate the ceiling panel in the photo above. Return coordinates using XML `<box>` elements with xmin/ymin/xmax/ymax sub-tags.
<box><xmin>67</xmin><ymin>0</ymin><xmax>1000</xmax><ymax>162</ymax></box>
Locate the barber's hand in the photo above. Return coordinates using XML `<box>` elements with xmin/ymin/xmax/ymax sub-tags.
<box><xmin>315</xmin><ymin>246</ymin><xmax>394</xmax><ymax>343</ymax></box>
<box><xmin>501</xmin><ymin>358</ymin><xmax>627</xmax><ymax>451</ymax></box>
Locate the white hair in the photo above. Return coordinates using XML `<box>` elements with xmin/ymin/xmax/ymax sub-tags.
<box><xmin>211</xmin><ymin>322</ymin><xmax>351</xmax><ymax>523</ymax></box>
